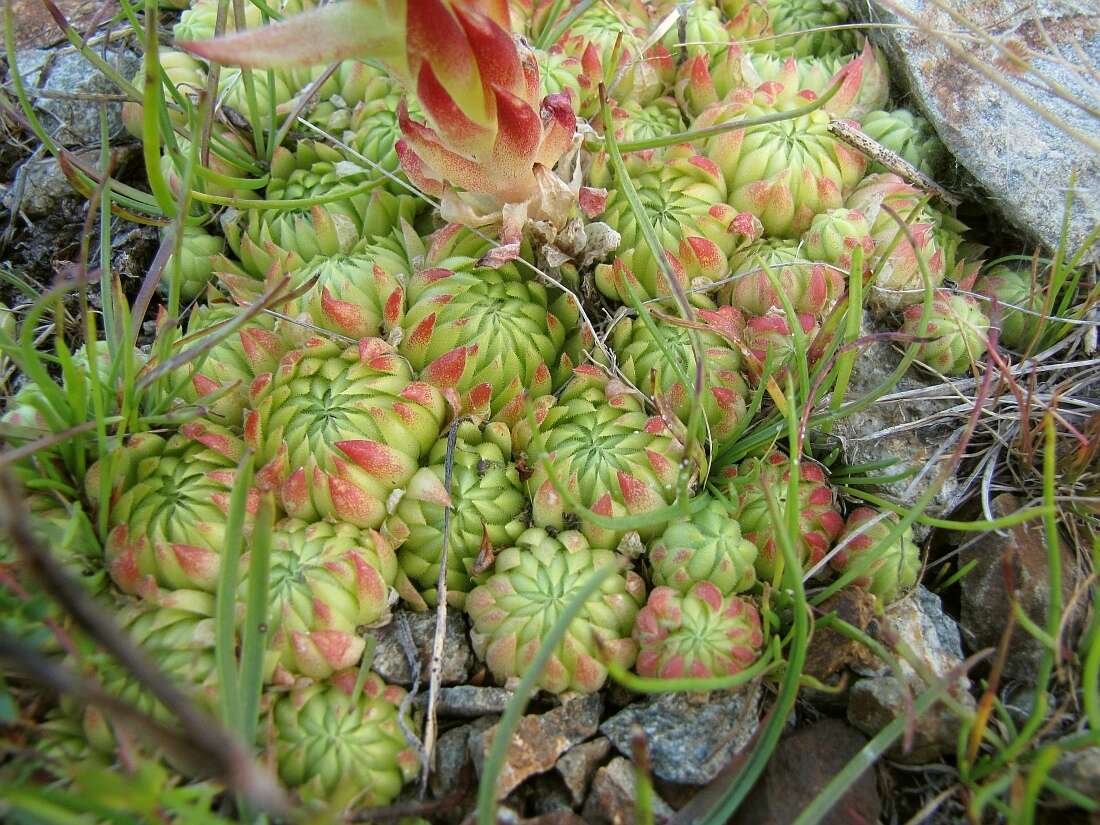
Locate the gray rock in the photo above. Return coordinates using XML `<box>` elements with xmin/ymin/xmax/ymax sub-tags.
<box><xmin>830</xmin><ymin>314</ymin><xmax>964</xmax><ymax>521</ymax></box>
<box><xmin>472</xmin><ymin>694</ymin><xmax>602</xmax><ymax>799</ymax></box>
<box><xmin>367</xmin><ymin>608</ymin><xmax>473</xmax><ymax>687</ymax></box>
<box><xmin>13</xmin><ymin>44</ymin><xmax>140</xmax><ymax>146</ymax></box>
<box><xmin>415</xmin><ymin>685</ymin><xmax>514</xmax><ymax>718</ymax></box>
<box><xmin>847</xmin><ymin>586</ymin><xmax>976</xmax><ymax>762</ymax></box>
<box><xmin>600</xmin><ymin>683</ymin><xmax>761</xmax><ymax>786</ymax></box>
<box><xmin>430</xmin><ymin>718</ymin><xmax>495</xmax><ymax>800</ymax></box>
<box><xmin>959</xmin><ymin>493</ymin><xmax>1083</xmax><ymax>682</ymax></box>
<box><xmin>556</xmin><ymin>737</ymin><xmax>612</xmax><ymax>806</ymax></box>
<box><xmin>581</xmin><ymin>757</ymin><xmax>675</xmax><ymax>825</ymax></box>
<box><xmin>1048</xmin><ymin>747</ymin><xmax>1100</xmax><ymax>807</ymax></box>
<box><xmin>849</xmin><ymin>0</ymin><xmax>1099</xmax><ymax>261</ymax></box>
<box><xmin>1</xmin><ymin>154</ymin><xmax>83</xmax><ymax>218</ymax></box>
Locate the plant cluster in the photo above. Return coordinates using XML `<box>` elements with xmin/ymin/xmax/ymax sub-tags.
<box><xmin>0</xmin><ymin>0</ymin><xmax>1095</xmax><ymax>821</ymax></box>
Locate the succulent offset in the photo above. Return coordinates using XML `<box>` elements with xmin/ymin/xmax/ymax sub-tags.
<box><xmin>604</xmin><ymin>311</ymin><xmax>750</xmax><ymax>447</ymax></box>
<box><xmin>466</xmin><ymin>528</ymin><xmax>645</xmax><ymax>693</ymax></box>
<box><xmin>255</xmin><ymin>518</ymin><xmax>399</xmax><ymax>682</ymax></box>
<box><xmin>832</xmin><ymin>507</ymin><xmax>921</xmax><ymax>603</ymax></box>
<box><xmin>514</xmin><ymin>366</ymin><xmax>702</xmax><ymax>550</ymax></box>
<box><xmin>591</xmin><ymin>144</ymin><xmax>761</xmax><ymax>304</ymax></box>
<box><xmin>634</xmin><ymin>582</ymin><xmax>764</xmax><ymax>679</ymax></box>
<box><xmin>85</xmin><ymin>428</ymin><xmax>252</xmax><ymax>594</ymax></box>
<box><xmin>975</xmin><ymin>264</ymin><xmax>1047</xmax><ymax>350</ymax></box>
<box><xmin>727</xmin><ymin>450</ymin><xmax>844</xmax><ymax>581</ymax></box>
<box><xmin>900</xmin><ymin>289</ymin><xmax>991</xmax><ymax>375</ymax></box>
<box><xmin>649</xmin><ymin>496</ymin><xmax>758</xmax><ymax>595</ymax></box>
<box><xmin>698</xmin><ymin>96</ymin><xmax>868</xmax><ymax>238</ymax></box>
<box><xmin>392</xmin><ymin>420</ymin><xmax>527</xmax><ymax>608</ymax></box>
<box><xmin>724</xmin><ymin>238</ymin><xmax>846</xmax><ymax>316</ymax></box>
<box><xmin>860</xmin><ymin>109</ymin><xmax>946</xmax><ymax>176</ymax></box>
<box><xmin>244</xmin><ymin>337</ymin><xmax>446</xmax><ymax>527</ymax></box>
<box><xmin>270</xmin><ymin>670</ymin><xmax>418</xmax><ymax>810</ymax></box>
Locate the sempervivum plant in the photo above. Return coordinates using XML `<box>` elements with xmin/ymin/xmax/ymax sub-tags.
<box><xmin>678</xmin><ymin>42</ymin><xmax>888</xmax><ymax>121</ymax></box>
<box><xmin>556</xmin><ymin>0</ymin><xmax>672</xmax><ymax>111</ymax></box>
<box><xmin>160</xmin><ymin>224</ymin><xmax>225</xmax><ymax>302</ymax></box>
<box><xmin>399</xmin><ymin>253</ymin><xmax>568</xmax><ymax>420</ymax></box>
<box><xmin>659</xmin><ymin>0</ymin><xmax>732</xmax><ymax>61</ymax></box>
<box><xmin>740</xmin><ymin>310</ymin><xmax>823</xmax><ymax>381</ymax></box>
<box><xmin>515</xmin><ymin>366</ymin><xmax>703</xmax><ymax>550</ymax></box>
<box><xmin>85</xmin><ymin>428</ymin><xmax>253</xmax><ymax>594</ymax></box>
<box><xmin>222</xmin><ymin>141</ymin><xmax>420</xmax><ymax>278</ymax></box>
<box><xmin>392</xmin><ymin>421</ymin><xmax>526</xmax><ymax>608</ymax></box>
<box><xmin>81</xmin><ymin>589</ymin><xmax>218</xmax><ymax>754</ymax></box>
<box><xmin>603</xmin><ymin>311</ymin><xmax>750</xmax><ymax>448</ymax></box>
<box><xmin>244</xmin><ymin>337</ymin><xmax>446</xmax><ymax>528</ymax></box>
<box><xmin>343</xmin><ymin>93</ymin><xmax>416</xmax><ymax>191</ymax></box>
<box><xmin>591</xmin><ymin>145</ymin><xmax>762</xmax><ymax>304</ymax></box>
<box><xmin>846</xmin><ymin>173</ymin><xmax>946</xmax><ymax>314</ymax></box>
<box><xmin>0</xmin><ymin>492</ymin><xmax>104</xmax><ymax>598</ymax></box>
<box><xmin>758</xmin><ymin>0</ymin><xmax>858</xmax><ymax>57</ymax></box>
<box><xmin>282</xmin><ymin>248</ymin><xmax>406</xmax><ymax>341</ymax></box>
<box><xmin>724</xmin><ymin>238</ymin><xmax>847</xmax><ymax>317</ymax></box>
<box><xmin>175</xmin><ymin>287</ymin><xmax>286</xmax><ymax>426</ymax></box>
<box><xmin>466</xmin><ymin>528</ymin><xmax>645</xmax><ymax>694</ymax></box>
<box><xmin>270</xmin><ymin>670</ymin><xmax>418</xmax><ymax>810</ymax></box>
<box><xmin>860</xmin><ymin>109</ymin><xmax>947</xmax><ymax>176</ymax></box>
<box><xmin>697</xmin><ymin>96</ymin><xmax>868</xmax><ymax>238</ymax></box>
<box><xmin>800</xmin><ymin>207</ymin><xmax>874</xmax><ymax>271</ymax></box>
<box><xmin>252</xmin><ymin>519</ymin><xmax>398</xmax><ymax>682</ymax></box>
<box><xmin>831</xmin><ymin>507</ymin><xmax>921</xmax><ymax>604</ymax></box>
<box><xmin>299</xmin><ymin>59</ymin><xmax>394</xmax><ymax>133</ymax></box>
<box><xmin>975</xmin><ymin>264</ymin><xmax>1046</xmax><ymax>350</ymax></box>
<box><xmin>900</xmin><ymin>289</ymin><xmax>990</xmax><ymax>375</ymax></box>
<box><xmin>649</xmin><ymin>496</ymin><xmax>758</xmax><ymax>596</ymax></box>
<box><xmin>605</xmin><ymin>98</ymin><xmax>686</xmax><ymax>147</ymax></box>
<box><xmin>634</xmin><ymin>582</ymin><xmax>764</xmax><ymax>679</ymax></box>
<box><xmin>727</xmin><ymin>450</ymin><xmax>844</xmax><ymax>582</ymax></box>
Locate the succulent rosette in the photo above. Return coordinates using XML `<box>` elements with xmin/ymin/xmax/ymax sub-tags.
<box><xmin>757</xmin><ymin>0</ymin><xmax>858</xmax><ymax>57</ymax></box>
<box><xmin>0</xmin><ymin>491</ymin><xmax>104</xmax><ymax>601</ymax></box>
<box><xmin>649</xmin><ymin>496</ymin><xmax>757</xmax><ymax>596</ymax></box>
<box><xmin>85</xmin><ymin>428</ymin><xmax>253</xmax><ymax>594</ymax></box>
<box><xmin>122</xmin><ymin>50</ymin><xmax>207</xmax><ymax>137</ymax></box>
<box><xmin>343</xmin><ymin>93</ymin><xmax>410</xmax><ymax>189</ymax></box>
<box><xmin>282</xmin><ymin>248</ymin><xmax>406</xmax><ymax>341</ymax></box>
<box><xmin>514</xmin><ymin>366</ymin><xmax>702</xmax><ymax>550</ymax></box>
<box><xmin>720</xmin><ymin>0</ymin><xmax>773</xmax><ymax>43</ymax></box>
<box><xmin>698</xmin><ymin>97</ymin><xmax>867</xmax><ymax>238</ymax></box>
<box><xmin>81</xmin><ymin>589</ymin><xmax>219</xmax><ymax>754</ymax></box>
<box><xmin>270</xmin><ymin>670</ymin><xmax>418</xmax><ymax>810</ymax></box>
<box><xmin>860</xmin><ymin>108</ymin><xmax>947</xmax><ymax>176</ymax></box>
<box><xmin>176</xmin><ymin>288</ymin><xmax>286</xmax><ymax>425</ymax></box>
<box><xmin>975</xmin><ymin>264</ymin><xmax>1046</xmax><ymax>350</ymax></box>
<box><xmin>800</xmin><ymin>207</ymin><xmax>874</xmax><ymax>271</ymax></box>
<box><xmin>603</xmin><ymin>312</ymin><xmax>750</xmax><ymax>447</ymax></box>
<box><xmin>161</xmin><ymin>128</ymin><xmax>256</xmax><ymax>201</ymax></box>
<box><xmin>252</xmin><ymin>519</ymin><xmax>398</xmax><ymax>682</ymax></box>
<box><xmin>466</xmin><ymin>528</ymin><xmax>645</xmax><ymax>694</ymax></box>
<box><xmin>660</xmin><ymin>0</ymin><xmax>732</xmax><ymax>61</ymax></box>
<box><xmin>900</xmin><ymin>289</ymin><xmax>990</xmax><ymax>375</ymax></box>
<box><xmin>244</xmin><ymin>337</ymin><xmax>446</xmax><ymax>528</ymax></box>
<box><xmin>739</xmin><ymin>310</ymin><xmax>823</xmax><ymax>380</ymax></box>
<box><xmin>300</xmin><ymin>59</ymin><xmax>394</xmax><ymax>133</ymax></box>
<box><xmin>677</xmin><ymin>43</ymin><xmax>887</xmax><ymax>120</ymax></box>
<box><xmin>845</xmin><ymin>173</ymin><xmax>946</xmax><ymax>313</ymax></box>
<box><xmin>392</xmin><ymin>421</ymin><xmax>527</xmax><ymax>608</ymax></box>
<box><xmin>724</xmin><ymin>238</ymin><xmax>846</xmax><ymax>317</ymax></box>
<box><xmin>591</xmin><ymin>144</ymin><xmax>762</xmax><ymax>304</ymax></box>
<box><xmin>399</xmin><ymin>252</ymin><xmax>568</xmax><ymax>420</ymax></box>
<box><xmin>536</xmin><ymin>45</ymin><xmax>584</xmax><ymax>107</ymax></box>
<box><xmin>634</xmin><ymin>582</ymin><xmax>764</xmax><ymax>679</ymax></box>
<box><xmin>831</xmin><ymin>507</ymin><xmax>921</xmax><ymax>604</ymax></box>
<box><xmin>160</xmin><ymin>224</ymin><xmax>226</xmax><ymax>302</ymax></box>
<box><xmin>556</xmin><ymin>1</ymin><xmax>672</xmax><ymax>110</ymax></box>
<box><xmin>222</xmin><ymin>141</ymin><xmax>420</xmax><ymax>278</ymax></box>
<box><xmin>726</xmin><ymin>450</ymin><xmax>844</xmax><ymax>582</ymax></box>
<box><xmin>605</xmin><ymin>97</ymin><xmax>685</xmax><ymax>147</ymax></box>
